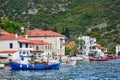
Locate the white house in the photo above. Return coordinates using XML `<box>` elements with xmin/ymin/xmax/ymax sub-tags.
<box><xmin>78</xmin><ymin>36</ymin><xmax>107</xmax><ymax>57</ymax></box>
<box><xmin>30</xmin><ymin>40</ymin><xmax>52</xmax><ymax>61</ymax></box>
<box><xmin>78</xmin><ymin>36</ymin><xmax>96</xmax><ymax>55</ymax></box>
<box><xmin>0</xmin><ymin>34</ymin><xmax>33</xmax><ymax>64</ymax></box>
<box><xmin>26</xmin><ymin>28</ymin><xmax>65</xmax><ymax>56</ymax></box>
<box><xmin>116</xmin><ymin>44</ymin><xmax>120</xmax><ymax>56</ymax></box>
<box><xmin>90</xmin><ymin>44</ymin><xmax>107</xmax><ymax>57</ymax></box>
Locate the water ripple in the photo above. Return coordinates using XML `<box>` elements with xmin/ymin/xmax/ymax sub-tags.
<box><xmin>0</xmin><ymin>59</ymin><xmax>120</xmax><ymax>80</ymax></box>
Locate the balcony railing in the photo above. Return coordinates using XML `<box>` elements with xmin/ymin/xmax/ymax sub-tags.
<box><xmin>19</xmin><ymin>48</ymin><xmax>34</xmax><ymax>51</ymax></box>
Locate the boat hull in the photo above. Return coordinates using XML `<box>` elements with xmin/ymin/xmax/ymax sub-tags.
<box><xmin>0</xmin><ymin>64</ymin><xmax>4</xmax><ymax>69</ymax></box>
<box><xmin>106</xmin><ymin>56</ymin><xmax>120</xmax><ymax>60</ymax></box>
<box><xmin>9</xmin><ymin>62</ymin><xmax>60</xmax><ymax>70</ymax></box>
<box><xmin>89</xmin><ymin>58</ymin><xmax>108</xmax><ymax>61</ymax></box>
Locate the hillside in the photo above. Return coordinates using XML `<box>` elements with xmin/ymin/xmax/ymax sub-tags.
<box><xmin>0</xmin><ymin>0</ymin><xmax>120</xmax><ymax>51</ymax></box>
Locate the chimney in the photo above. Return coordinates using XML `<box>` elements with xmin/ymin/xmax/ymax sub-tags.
<box><xmin>25</xmin><ymin>35</ymin><xmax>28</xmax><ymax>39</ymax></box>
<box><xmin>15</xmin><ymin>33</ymin><xmax>18</xmax><ymax>38</ymax></box>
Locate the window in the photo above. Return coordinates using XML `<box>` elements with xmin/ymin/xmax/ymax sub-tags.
<box><xmin>23</xmin><ymin>52</ymin><xmax>26</xmax><ymax>54</ymax></box>
<box><xmin>94</xmin><ymin>41</ymin><xmax>96</xmax><ymax>44</ymax></box>
<box><xmin>84</xmin><ymin>46</ymin><xmax>86</xmax><ymax>49</ymax></box>
<box><xmin>26</xmin><ymin>43</ymin><xmax>28</xmax><ymax>48</ymax></box>
<box><xmin>20</xmin><ymin>43</ymin><xmax>22</xmax><ymax>48</ymax></box>
<box><xmin>36</xmin><ymin>46</ymin><xmax>39</xmax><ymax>50</ymax></box>
<box><xmin>10</xmin><ymin>43</ymin><xmax>13</xmax><ymax>48</ymax></box>
<box><xmin>48</xmin><ymin>46</ymin><xmax>49</xmax><ymax>50</ymax></box>
<box><xmin>45</xmin><ymin>46</ymin><xmax>47</xmax><ymax>49</ymax></box>
<box><xmin>92</xmin><ymin>47</ymin><xmax>96</xmax><ymax>49</ymax></box>
<box><xmin>8</xmin><ymin>54</ymin><xmax>12</xmax><ymax>56</ymax></box>
<box><xmin>20</xmin><ymin>52</ymin><xmax>22</xmax><ymax>55</ymax></box>
<box><xmin>21</xmin><ymin>57</ymin><xmax>24</xmax><ymax>61</ymax></box>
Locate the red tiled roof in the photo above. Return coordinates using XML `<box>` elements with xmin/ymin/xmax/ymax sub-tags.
<box><xmin>26</xmin><ymin>28</ymin><xmax>65</xmax><ymax>37</ymax></box>
<box><xmin>0</xmin><ymin>50</ymin><xmax>16</xmax><ymax>54</ymax></box>
<box><xmin>18</xmin><ymin>36</ymin><xmax>31</xmax><ymax>43</ymax></box>
<box><xmin>0</xmin><ymin>30</ymin><xmax>10</xmax><ymax>35</ymax></box>
<box><xmin>116</xmin><ymin>44</ymin><xmax>120</xmax><ymax>46</ymax></box>
<box><xmin>92</xmin><ymin>44</ymin><xmax>105</xmax><ymax>49</ymax></box>
<box><xmin>0</xmin><ymin>34</ymin><xmax>16</xmax><ymax>40</ymax></box>
<box><xmin>65</xmin><ymin>41</ymin><xmax>76</xmax><ymax>47</ymax></box>
<box><xmin>93</xmin><ymin>44</ymin><xmax>101</xmax><ymax>47</ymax></box>
<box><xmin>30</xmin><ymin>40</ymin><xmax>51</xmax><ymax>45</ymax></box>
<box><xmin>0</xmin><ymin>34</ymin><xmax>30</xmax><ymax>43</ymax></box>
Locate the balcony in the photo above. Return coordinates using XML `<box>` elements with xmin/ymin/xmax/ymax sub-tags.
<box><xmin>19</xmin><ymin>48</ymin><xmax>34</xmax><ymax>51</ymax></box>
<box><xmin>90</xmin><ymin>49</ymin><xmax>98</xmax><ymax>52</ymax></box>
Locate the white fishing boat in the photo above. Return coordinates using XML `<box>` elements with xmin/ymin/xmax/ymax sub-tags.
<box><xmin>0</xmin><ymin>63</ymin><xmax>4</xmax><ymax>69</ymax></box>
<box><xmin>68</xmin><ymin>60</ymin><xmax>77</xmax><ymax>65</ymax></box>
<box><xmin>62</xmin><ymin>59</ymin><xmax>77</xmax><ymax>66</ymax></box>
<box><xmin>70</xmin><ymin>56</ymin><xmax>83</xmax><ymax>61</ymax></box>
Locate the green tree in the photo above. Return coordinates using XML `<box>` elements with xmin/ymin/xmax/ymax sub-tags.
<box><xmin>65</xmin><ymin>47</ymin><xmax>71</xmax><ymax>55</ymax></box>
<box><xmin>97</xmin><ymin>39</ymin><xmax>108</xmax><ymax>47</ymax></box>
<box><xmin>64</xmin><ymin>27</ymin><xmax>70</xmax><ymax>37</ymax></box>
<box><xmin>0</xmin><ymin>16</ymin><xmax>22</xmax><ymax>34</ymax></box>
<box><xmin>106</xmin><ymin>42</ymin><xmax>116</xmax><ymax>54</ymax></box>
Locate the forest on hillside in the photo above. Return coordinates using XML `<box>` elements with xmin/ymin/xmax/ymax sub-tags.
<box><xmin>0</xmin><ymin>0</ymin><xmax>120</xmax><ymax>54</ymax></box>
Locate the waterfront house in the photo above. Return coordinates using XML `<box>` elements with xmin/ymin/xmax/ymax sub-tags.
<box><xmin>78</xmin><ymin>36</ymin><xmax>96</xmax><ymax>55</ymax></box>
<box><xmin>26</xmin><ymin>28</ymin><xmax>65</xmax><ymax>56</ymax></box>
<box><xmin>90</xmin><ymin>44</ymin><xmax>107</xmax><ymax>57</ymax></box>
<box><xmin>30</xmin><ymin>40</ymin><xmax>52</xmax><ymax>62</ymax></box>
<box><xmin>0</xmin><ymin>34</ymin><xmax>33</xmax><ymax>64</ymax></box>
<box><xmin>116</xmin><ymin>44</ymin><xmax>120</xmax><ymax>56</ymax></box>
<box><xmin>78</xmin><ymin>36</ymin><xmax>107</xmax><ymax>57</ymax></box>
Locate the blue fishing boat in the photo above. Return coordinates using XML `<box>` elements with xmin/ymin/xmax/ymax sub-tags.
<box><xmin>9</xmin><ymin>62</ymin><xmax>60</xmax><ymax>70</ymax></box>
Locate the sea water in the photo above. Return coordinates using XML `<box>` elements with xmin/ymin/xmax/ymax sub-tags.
<box><xmin>0</xmin><ymin>59</ymin><xmax>120</xmax><ymax>80</ymax></box>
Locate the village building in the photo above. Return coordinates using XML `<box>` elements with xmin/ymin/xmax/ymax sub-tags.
<box><xmin>65</xmin><ymin>41</ymin><xmax>76</xmax><ymax>48</ymax></box>
<box><xmin>78</xmin><ymin>36</ymin><xmax>96</xmax><ymax>55</ymax></box>
<box><xmin>116</xmin><ymin>44</ymin><xmax>120</xmax><ymax>56</ymax></box>
<box><xmin>30</xmin><ymin>40</ymin><xmax>52</xmax><ymax>62</ymax></box>
<box><xmin>0</xmin><ymin>34</ymin><xmax>33</xmax><ymax>64</ymax></box>
<box><xmin>78</xmin><ymin>36</ymin><xmax>107</xmax><ymax>57</ymax></box>
<box><xmin>90</xmin><ymin>44</ymin><xmax>107</xmax><ymax>57</ymax></box>
<box><xmin>26</xmin><ymin>28</ymin><xmax>65</xmax><ymax>56</ymax></box>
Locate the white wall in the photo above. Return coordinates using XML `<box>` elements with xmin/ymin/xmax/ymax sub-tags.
<box><xmin>116</xmin><ymin>45</ymin><xmax>120</xmax><ymax>56</ymax></box>
<box><xmin>0</xmin><ymin>40</ymin><xmax>32</xmax><ymax>63</ymax></box>
<box><xmin>78</xmin><ymin>36</ymin><xmax>96</xmax><ymax>55</ymax></box>
<box><xmin>11</xmin><ymin>52</ymin><xmax>20</xmax><ymax>60</ymax></box>
<box><xmin>0</xmin><ymin>40</ymin><xmax>32</xmax><ymax>52</ymax></box>
<box><xmin>0</xmin><ymin>40</ymin><xmax>19</xmax><ymax>51</ymax></box>
<box><xmin>28</xmin><ymin>36</ymin><xmax>65</xmax><ymax>55</ymax></box>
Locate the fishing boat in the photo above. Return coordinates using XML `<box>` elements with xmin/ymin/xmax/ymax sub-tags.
<box><xmin>106</xmin><ymin>55</ymin><xmax>120</xmax><ymax>60</ymax></box>
<box><xmin>9</xmin><ymin>61</ymin><xmax>60</xmax><ymax>70</ymax></box>
<box><xmin>67</xmin><ymin>60</ymin><xmax>77</xmax><ymax>65</ymax></box>
<box><xmin>0</xmin><ymin>63</ymin><xmax>4</xmax><ymax>69</ymax></box>
<box><xmin>89</xmin><ymin>57</ymin><xmax>108</xmax><ymax>61</ymax></box>
<box><xmin>62</xmin><ymin>60</ymin><xmax>77</xmax><ymax>66</ymax></box>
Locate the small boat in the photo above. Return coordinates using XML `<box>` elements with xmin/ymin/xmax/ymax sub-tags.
<box><xmin>0</xmin><ymin>63</ymin><xmax>4</xmax><ymax>69</ymax></box>
<box><xmin>89</xmin><ymin>57</ymin><xmax>108</xmax><ymax>61</ymax></box>
<box><xmin>9</xmin><ymin>61</ymin><xmax>60</xmax><ymax>70</ymax></box>
<box><xmin>62</xmin><ymin>60</ymin><xmax>77</xmax><ymax>66</ymax></box>
<box><xmin>69</xmin><ymin>60</ymin><xmax>77</xmax><ymax>65</ymax></box>
<box><xmin>106</xmin><ymin>55</ymin><xmax>120</xmax><ymax>60</ymax></box>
